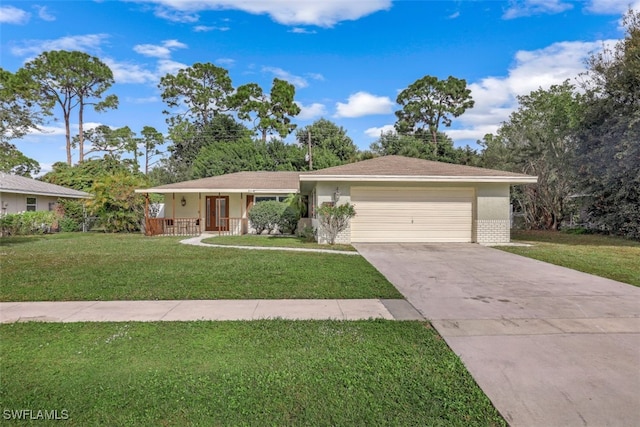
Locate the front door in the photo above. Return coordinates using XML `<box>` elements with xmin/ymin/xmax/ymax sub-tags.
<box><xmin>205</xmin><ymin>196</ymin><xmax>229</xmax><ymax>231</ymax></box>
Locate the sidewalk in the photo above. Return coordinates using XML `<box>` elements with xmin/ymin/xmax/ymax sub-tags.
<box><xmin>0</xmin><ymin>299</ymin><xmax>423</xmax><ymax>323</ymax></box>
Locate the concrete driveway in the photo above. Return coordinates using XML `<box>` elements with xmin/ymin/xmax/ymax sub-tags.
<box><xmin>355</xmin><ymin>243</ymin><xmax>640</xmax><ymax>427</ymax></box>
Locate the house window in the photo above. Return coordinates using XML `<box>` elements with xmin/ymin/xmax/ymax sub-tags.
<box><xmin>255</xmin><ymin>195</ymin><xmax>286</xmax><ymax>203</ymax></box>
<box><xmin>26</xmin><ymin>197</ymin><xmax>37</xmax><ymax>211</ymax></box>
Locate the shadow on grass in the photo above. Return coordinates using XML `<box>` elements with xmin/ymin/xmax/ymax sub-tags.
<box><xmin>511</xmin><ymin>230</ymin><xmax>640</xmax><ymax>247</ymax></box>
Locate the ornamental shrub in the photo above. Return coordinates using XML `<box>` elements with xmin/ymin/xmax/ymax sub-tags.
<box><xmin>248</xmin><ymin>201</ymin><xmax>300</xmax><ymax>235</ymax></box>
<box><xmin>317</xmin><ymin>203</ymin><xmax>356</xmax><ymax>245</ymax></box>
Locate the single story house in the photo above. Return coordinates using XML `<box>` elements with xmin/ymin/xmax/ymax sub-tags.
<box><xmin>0</xmin><ymin>173</ymin><xmax>92</xmax><ymax>214</ymax></box>
<box><xmin>136</xmin><ymin>155</ymin><xmax>537</xmax><ymax>244</ymax></box>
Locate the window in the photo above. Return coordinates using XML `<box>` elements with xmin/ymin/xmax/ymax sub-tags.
<box><xmin>255</xmin><ymin>195</ymin><xmax>287</xmax><ymax>203</ymax></box>
<box><xmin>26</xmin><ymin>197</ymin><xmax>37</xmax><ymax>212</ymax></box>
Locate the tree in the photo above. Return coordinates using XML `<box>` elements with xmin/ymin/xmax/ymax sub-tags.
<box><xmin>395</xmin><ymin>75</ymin><xmax>474</xmax><ymax>154</ymax></box>
<box><xmin>575</xmin><ymin>9</ymin><xmax>640</xmax><ymax>238</ymax></box>
<box><xmin>159</xmin><ymin>63</ymin><xmax>233</xmax><ymax>143</ymax></box>
<box><xmin>498</xmin><ymin>81</ymin><xmax>583</xmax><ymax>230</ymax></box>
<box><xmin>167</xmin><ymin>114</ymin><xmax>250</xmax><ymax>168</ymax></box>
<box><xmin>81</xmin><ymin>125</ymin><xmax>139</xmax><ymax>170</ymax></box>
<box><xmin>87</xmin><ymin>172</ymin><xmax>148</xmax><ymax>233</ymax></box>
<box><xmin>295</xmin><ymin>119</ymin><xmax>357</xmax><ymax>168</ymax></box>
<box><xmin>371</xmin><ymin>130</ymin><xmax>479</xmax><ymax>165</ymax></box>
<box><xmin>232</xmin><ymin>78</ymin><xmax>301</xmax><ymax>142</ymax></box>
<box><xmin>316</xmin><ymin>203</ymin><xmax>356</xmax><ymax>245</ymax></box>
<box><xmin>140</xmin><ymin>126</ymin><xmax>164</xmax><ymax>175</ymax></box>
<box><xmin>191</xmin><ymin>137</ymin><xmax>266</xmax><ymax>178</ymax></box>
<box><xmin>0</xmin><ymin>68</ymin><xmax>50</xmax><ymax>142</ymax></box>
<box><xmin>0</xmin><ymin>142</ymin><xmax>40</xmax><ymax>177</ymax></box>
<box><xmin>21</xmin><ymin>50</ymin><xmax>118</xmax><ymax>165</ymax></box>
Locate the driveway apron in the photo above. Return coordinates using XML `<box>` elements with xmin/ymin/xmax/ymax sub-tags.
<box><xmin>355</xmin><ymin>243</ymin><xmax>640</xmax><ymax>427</ymax></box>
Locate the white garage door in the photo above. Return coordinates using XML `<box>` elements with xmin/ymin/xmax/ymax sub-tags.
<box><xmin>350</xmin><ymin>187</ymin><xmax>473</xmax><ymax>243</ymax></box>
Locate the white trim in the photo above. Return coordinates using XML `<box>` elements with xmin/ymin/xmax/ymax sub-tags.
<box><xmin>0</xmin><ymin>189</ymin><xmax>91</xmax><ymax>199</ymax></box>
<box><xmin>135</xmin><ymin>188</ymin><xmax>299</xmax><ymax>194</ymax></box>
<box><xmin>300</xmin><ymin>175</ymin><xmax>537</xmax><ymax>183</ymax></box>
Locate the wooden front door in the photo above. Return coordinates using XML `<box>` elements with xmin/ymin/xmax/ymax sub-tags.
<box><xmin>205</xmin><ymin>196</ymin><xmax>229</xmax><ymax>231</ymax></box>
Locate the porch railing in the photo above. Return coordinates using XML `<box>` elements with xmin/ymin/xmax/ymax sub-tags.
<box><xmin>145</xmin><ymin>217</ymin><xmax>200</xmax><ymax>237</ymax></box>
<box><xmin>144</xmin><ymin>217</ymin><xmax>248</xmax><ymax>237</ymax></box>
<box><xmin>211</xmin><ymin>218</ymin><xmax>247</xmax><ymax>236</ymax></box>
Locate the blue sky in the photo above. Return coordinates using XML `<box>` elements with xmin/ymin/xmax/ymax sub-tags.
<box><xmin>1</xmin><ymin>0</ymin><xmax>636</xmax><ymax>173</ymax></box>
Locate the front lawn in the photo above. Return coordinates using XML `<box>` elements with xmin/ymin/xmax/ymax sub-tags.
<box><xmin>0</xmin><ymin>320</ymin><xmax>506</xmax><ymax>426</ymax></box>
<box><xmin>0</xmin><ymin>233</ymin><xmax>401</xmax><ymax>301</ymax></box>
<box><xmin>499</xmin><ymin>230</ymin><xmax>640</xmax><ymax>286</ymax></box>
<box><xmin>202</xmin><ymin>234</ymin><xmax>356</xmax><ymax>251</ymax></box>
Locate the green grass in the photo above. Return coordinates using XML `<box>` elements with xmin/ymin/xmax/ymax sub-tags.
<box><xmin>0</xmin><ymin>233</ymin><xmax>401</xmax><ymax>301</ymax></box>
<box><xmin>498</xmin><ymin>230</ymin><xmax>640</xmax><ymax>286</ymax></box>
<box><xmin>202</xmin><ymin>234</ymin><xmax>357</xmax><ymax>251</ymax></box>
<box><xmin>0</xmin><ymin>320</ymin><xmax>506</xmax><ymax>426</ymax></box>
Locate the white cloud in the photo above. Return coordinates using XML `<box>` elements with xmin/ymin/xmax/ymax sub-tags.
<box><xmin>335</xmin><ymin>92</ymin><xmax>394</xmax><ymax>118</ymax></box>
<box><xmin>10</xmin><ymin>34</ymin><xmax>109</xmax><ymax>57</ymax></box>
<box><xmin>454</xmin><ymin>39</ymin><xmax>615</xmax><ymax>143</ymax></box>
<box><xmin>194</xmin><ymin>24</ymin><xmax>230</xmax><ymax>31</ymax></box>
<box><xmin>296</xmin><ymin>102</ymin><xmax>327</xmax><ymax>120</ymax></box>
<box><xmin>364</xmin><ymin>124</ymin><xmax>395</xmax><ymax>138</ymax></box>
<box><xmin>0</xmin><ymin>5</ymin><xmax>29</xmax><ymax>24</ymax></box>
<box><xmin>128</xmin><ymin>0</ymin><xmax>392</xmax><ymax>27</ymax></box>
<box><xmin>34</xmin><ymin>5</ymin><xmax>55</xmax><ymax>21</ymax></box>
<box><xmin>587</xmin><ymin>0</ymin><xmax>640</xmax><ymax>14</ymax></box>
<box><xmin>290</xmin><ymin>27</ymin><xmax>317</xmax><ymax>34</ymax></box>
<box><xmin>133</xmin><ymin>39</ymin><xmax>187</xmax><ymax>58</ymax></box>
<box><xmin>157</xmin><ymin>59</ymin><xmax>187</xmax><ymax>75</ymax></box>
<box><xmin>503</xmin><ymin>0</ymin><xmax>573</xmax><ymax>19</ymax></box>
<box><xmin>127</xmin><ymin>96</ymin><xmax>160</xmax><ymax>104</ymax></box>
<box><xmin>104</xmin><ymin>59</ymin><xmax>158</xmax><ymax>84</ymax></box>
<box><xmin>216</xmin><ymin>58</ymin><xmax>236</xmax><ymax>67</ymax></box>
<box><xmin>306</xmin><ymin>72</ymin><xmax>324</xmax><ymax>81</ymax></box>
<box><xmin>262</xmin><ymin>66</ymin><xmax>308</xmax><ymax>88</ymax></box>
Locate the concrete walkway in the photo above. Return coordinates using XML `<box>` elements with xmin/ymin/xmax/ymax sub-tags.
<box><xmin>356</xmin><ymin>243</ymin><xmax>640</xmax><ymax>427</ymax></box>
<box><xmin>181</xmin><ymin>235</ymin><xmax>359</xmax><ymax>255</ymax></box>
<box><xmin>0</xmin><ymin>299</ymin><xmax>423</xmax><ymax>323</ymax></box>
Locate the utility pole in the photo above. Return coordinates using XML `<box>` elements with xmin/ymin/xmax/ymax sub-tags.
<box><xmin>306</xmin><ymin>130</ymin><xmax>313</xmax><ymax>170</ymax></box>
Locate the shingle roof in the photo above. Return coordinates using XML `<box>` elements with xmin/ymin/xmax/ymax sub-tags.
<box><xmin>301</xmin><ymin>155</ymin><xmax>534</xmax><ymax>178</ymax></box>
<box><xmin>139</xmin><ymin>171</ymin><xmax>301</xmax><ymax>193</ymax></box>
<box><xmin>0</xmin><ymin>174</ymin><xmax>92</xmax><ymax>198</ymax></box>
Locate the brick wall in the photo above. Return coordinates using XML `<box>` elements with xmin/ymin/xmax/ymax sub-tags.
<box><xmin>476</xmin><ymin>219</ymin><xmax>510</xmax><ymax>244</ymax></box>
<box><xmin>315</xmin><ymin>221</ymin><xmax>351</xmax><ymax>245</ymax></box>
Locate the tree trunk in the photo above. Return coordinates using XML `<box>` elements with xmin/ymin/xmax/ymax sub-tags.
<box><xmin>78</xmin><ymin>101</ymin><xmax>84</xmax><ymax>163</ymax></box>
<box><xmin>64</xmin><ymin>108</ymin><xmax>72</xmax><ymax>166</ymax></box>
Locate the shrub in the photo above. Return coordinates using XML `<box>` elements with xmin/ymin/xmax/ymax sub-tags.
<box><xmin>297</xmin><ymin>225</ymin><xmax>316</xmax><ymax>242</ymax></box>
<box><xmin>0</xmin><ymin>211</ymin><xmax>59</xmax><ymax>236</ymax></box>
<box><xmin>278</xmin><ymin>206</ymin><xmax>299</xmax><ymax>234</ymax></box>
<box><xmin>248</xmin><ymin>201</ymin><xmax>300</xmax><ymax>235</ymax></box>
<box><xmin>317</xmin><ymin>203</ymin><xmax>356</xmax><ymax>245</ymax></box>
<box><xmin>59</xmin><ymin>217</ymin><xmax>81</xmax><ymax>232</ymax></box>
<box><xmin>248</xmin><ymin>201</ymin><xmax>284</xmax><ymax>234</ymax></box>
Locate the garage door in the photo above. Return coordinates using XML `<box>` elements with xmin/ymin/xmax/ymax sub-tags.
<box><xmin>350</xmin><ymin>187</ymin><xmax>473</xmax><ymax>243</ymax></box>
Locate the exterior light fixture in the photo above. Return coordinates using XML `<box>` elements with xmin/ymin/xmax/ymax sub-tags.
<box><xmin>333</xmin><ymin>187</ymin><xmax>341</xmax><ymax>203</ymax></box>
<box><xmin>181</xmin><ymin>196</ymin><xmax>186</xmax><ymax>207</ymax></box>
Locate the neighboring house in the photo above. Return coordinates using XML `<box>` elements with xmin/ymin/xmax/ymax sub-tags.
<box><xmin>0</xmin><ymin>173</ymin><xmax>92</xmax><ymax>215</ymax></box>
<box><xmin>136</xmin><ymin>155</ymin><xmax>537</xmax><ymax>244</ymax></box>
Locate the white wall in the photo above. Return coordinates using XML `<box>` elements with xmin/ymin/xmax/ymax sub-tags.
<box><xmin>0</xmin><ymin>192</ymin><xmax>61</xmax><ymax>214</ymax></box>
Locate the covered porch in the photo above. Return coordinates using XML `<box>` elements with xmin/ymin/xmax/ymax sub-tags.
<box><xmin>135</xmin><ymin>171</ymin><xmax>302</xmax><ymax>237</ymax></box>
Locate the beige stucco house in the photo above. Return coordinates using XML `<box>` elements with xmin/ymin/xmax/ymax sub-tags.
<box><xmin>0</xmin><ymin>173</ymin><xmax>91</xmax><ymax>214</ymax></box>
<box><xmin>136</xmin><ymin>155</ymin><xmax>537</xmax><ymax>244</ymax></box>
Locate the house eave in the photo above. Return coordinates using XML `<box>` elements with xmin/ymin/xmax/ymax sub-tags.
<box><xmin>0</xmin><ymin>189</ymin><xmax>92</xmax><ymax>199</ymax></box>
<box><xmin>299</xmin><ymin>175</ymin><xmax>538</xmax><ymax>184</ymax></box>
<box><xmin>134</xmin><ymin>188</ymin><xmax>300</xmax><ymax>194</ymax></box>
